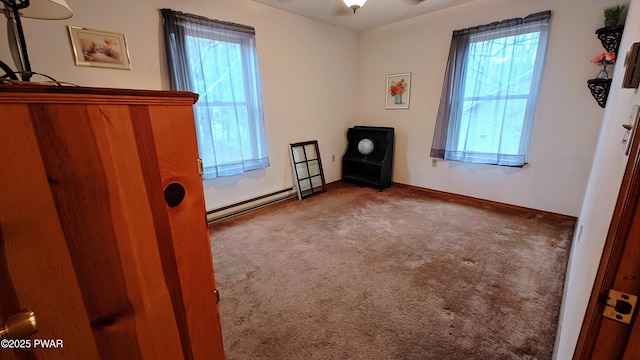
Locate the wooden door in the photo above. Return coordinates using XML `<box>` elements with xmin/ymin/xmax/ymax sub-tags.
<box><xmin>144</xmin><ymin>104</ymin><xmax>226</xmax><ymax>359</ymax></box>
<box><xmin>0</xmin><ymin>105</ymin><xmax>101</xmax><ymax>360</ymax></box>
<box><xmin>0</xmin><ymin>86</ymin><xmax>225</xmax><ymax>359</ymax></box>
<box><xmin>574</xmin><ymin>113</ymin><xmax>640</xmax><ymax>359</ymax></box>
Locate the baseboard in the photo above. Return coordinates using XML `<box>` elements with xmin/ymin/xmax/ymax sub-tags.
<box><xmin>392</xmin><ymin>182</ymin><xmax>577</xmax><ymax>222</ymax></box>
<box><xmin>206</xmin><ymin>181</ymin><xmax>575</xmax><ymax>224</ymax></box>
<box><xmin>206</xmin><ymin>187</ymin><xmax>298</xmax><ymax>224</ymax></box>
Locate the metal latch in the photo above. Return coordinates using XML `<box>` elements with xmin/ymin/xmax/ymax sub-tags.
<box><xmin>599</xmin><ymin>289</ymin><xmax>638</xmax><ymax>324</ymax></box>
<box><xmin>197</xmin><ymin>158</ymin><xmax>204</xmax><ymax>176</ymax></box>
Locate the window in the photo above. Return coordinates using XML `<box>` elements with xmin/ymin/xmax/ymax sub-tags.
<box><xmin>431</xmin><ymin>11</ymin><xmax>551</xmax><ymax>167</ymax></box>
<box><xmin>162</xmin><ymin>9</ymin><xmax>269</xmax><ymax>179</ymax></box>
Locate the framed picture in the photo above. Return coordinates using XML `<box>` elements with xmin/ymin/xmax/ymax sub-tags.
<box><xmin>385</xmin><ymin>73</ymin><xmax>411</xmax><ymax>109</ymax></box>
<box><xmin>68</xmin><ymin>26</ymin><xmax>131</xmax><ymax>70</ymax></box>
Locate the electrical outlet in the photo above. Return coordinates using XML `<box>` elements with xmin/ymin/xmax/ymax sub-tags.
<box><xmin>577</xmin><ymin>224</ymin><xmax>584</xmax><ymax>242</ymax></box>
<box><xmin>431</xmin><ymin>159</ymin><xmax>438</xmax><ymax>167</ymax></box>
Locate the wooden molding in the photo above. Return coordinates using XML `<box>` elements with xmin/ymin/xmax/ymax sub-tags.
<box><xmin>392</xmin><ymin>182</ymin><xmax>577</xmax><ymax>222</ymax></box>
<box><xmin>0</xmin><ymin>84</ymin><xmax>198</xmax><ymax>106</ymax></box>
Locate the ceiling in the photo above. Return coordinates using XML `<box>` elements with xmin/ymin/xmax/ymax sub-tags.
<box><xmin>251</xmin><ymin>0</ymin><xmax>478</xmax><ymax>31</ymax></box>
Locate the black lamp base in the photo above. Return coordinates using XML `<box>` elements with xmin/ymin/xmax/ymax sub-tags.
<box><xmin>0</xmin><ymin>59</ymin><xmax>62</xmax><ymax>84</ymax></box>
<box><xmin>0</xmin><ymin>60</ymin><xmax>19</xmax><ymax>80</ymax></box>
<box><xmin>2</xmin><ymin>0</ymin><xmax>33</xmax><ymax>81</ymax></box>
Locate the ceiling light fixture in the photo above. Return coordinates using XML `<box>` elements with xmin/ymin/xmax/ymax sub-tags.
<box><xmin>343</xmin><ymin>0</ymin><xmax>367</xmax><ymax>13</ymax></box>
<box><xmin>1</xmin><ymin>0</ymin><xmax>73</xmax><ymax>81</ymax></box>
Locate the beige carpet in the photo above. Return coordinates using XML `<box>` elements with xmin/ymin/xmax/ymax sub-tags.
<box><xmin>209</xmin><ymin>182</ymin><xmax>574</xmax><ymax>359</ymax></box>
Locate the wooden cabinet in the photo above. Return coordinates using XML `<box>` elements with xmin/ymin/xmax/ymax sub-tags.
<box><xmin>342</xmin><ymin>126</ymin><xmax>394</xmax><ymax>190</ymax></box>
<box><xmin>0</xmin><ymin>85</ymin><xmax>224</xmax><ymax>359</ymax></box>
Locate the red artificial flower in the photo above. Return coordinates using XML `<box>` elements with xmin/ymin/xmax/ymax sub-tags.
<box><xmin>591</xmin><ymin>51</ymin><xmax>616</xmax><ymax>64</ymax></box>
<box><xmin>604</xmin><ymin>51</ymin><xmax>616</xmax><ymax>63</ymax></box>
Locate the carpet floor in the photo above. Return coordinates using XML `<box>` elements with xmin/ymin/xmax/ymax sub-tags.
<box><xmin>209</xmin><ymin>182</ymin><xmax>575</xmax><ymax>359</ymax></box>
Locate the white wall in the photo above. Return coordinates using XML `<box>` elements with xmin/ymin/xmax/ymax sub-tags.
<box><xmin>199</xmin><ymin>8</ymin><xmax>359</xmax><ymax>208</ymax></box>
<box><xmin>554</xmin><ymin>0</ymin><xmax>640</xmax><ymax>357</ymax></box>
<box><xmin>0</xmin><ymin>0</ymin><xmax>358</xmax><ymax>209</ymax></box>
<box><xmin>357</xmin><ymin>0</ymin><xmax>619</xmax><ymax>216</ymax></box>
<box><xmin>2</xmin><ymin>0</ymin><xmax>614</xmax><ymax>215</ymax></box>
<box><xmin>3</xmin><ymin>0</ymin><xmax>636</xmax><ymax>355</ymax></box>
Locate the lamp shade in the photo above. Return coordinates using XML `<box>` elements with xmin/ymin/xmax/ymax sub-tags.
<box><xmin>20</xmin><ymin>0</ymin><xmax>73</xmax><ymax>20</ymax></box>
<box><xmin>343</xmin><ymin>0</ymin><xmax>367</xmax><ymax>11</ymax></box>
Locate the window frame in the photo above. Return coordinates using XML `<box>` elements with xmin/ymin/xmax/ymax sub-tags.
<box><xmin>187</xmin><ymin>32</ymin><xmax>262</xmax><ymax>159</ymax></box>
<box><xmin>161</xmin><ymin>9</ymin><xmax>270</xmax><ymax>179</ymax></box>
<box><xmin>431</xmin><ymin>11</ymin><xmax>551</xmax><ymax>167</ymax></box>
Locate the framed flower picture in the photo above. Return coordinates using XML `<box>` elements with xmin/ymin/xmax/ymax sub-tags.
<box><xmin>386</xmin><ymin>73</ymin><xmax>411</xmax><ymax>109</ymax></box>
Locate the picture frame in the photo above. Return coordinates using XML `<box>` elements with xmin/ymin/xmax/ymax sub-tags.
<box><xmin>67</xmin><ymin>26</ymin><xmax>131</xmax><ymax>70</ymax></box>
<box><xmin>385</xmin><ymin>73</ymin><xmax>411</xmax><ymax>109</ymax></box>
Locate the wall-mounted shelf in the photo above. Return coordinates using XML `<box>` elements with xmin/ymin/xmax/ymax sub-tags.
<box><xmin>588</xmin><ymin>26</ymin><xmax>624</xmax><ymax>108</ymax></box>
<box><xmin>587</xmin><ymin>78</ymin><xmax>613</xmax><ymax>108</ymax></box>
<box><xmin>596</xmin><ymin>26</ymin><xmax>624</xmax><ymax>54</ymax></box>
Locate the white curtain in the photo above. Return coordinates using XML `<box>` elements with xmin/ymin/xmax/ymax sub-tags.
<box><xmin>162</xmin><ymin>9</ymin><xmax>270</xmax><ymax>179</ymax></box>
<box><xmin>431</xmin><ymin>11</ymin><xmax>551</xmax><ymax>167</ymax></box>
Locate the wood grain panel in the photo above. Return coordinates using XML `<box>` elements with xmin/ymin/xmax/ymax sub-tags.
<box><xmin>619</xmin><ymin>199</ymin><xmax>640</xmax><ymax>360</ymax></box>
<box><xmin>85</xmin><ymin>104</ymin><xmax>185</xmax><ymax>359</ymax></box>
<box><xmin>623</xmin><ymin>290</ymin><xmax>640</xmax><ymax>359</ymax></box>
<box><xmin>1</xmin><ymin>87</ymin><xmax>220</xmax><ymax>359</ymax></box>
<box><xmin>591</xmin><ymin>319</ymin><xmax>628</xmax><ymax>360</ymax></box>
<box><xmin>146</xmin><ymin>105</ymin><xmax>225</xmax><ymax>360</ymax></box>
<box><xmin>29</xmin><ymin>103</ymin><xmax>142</xmax><ymax>359</ymax></box>
<box><xmin>0</xmin><ymin>104</ymin><xmax>100</xmax><ymax>360</ymax></box>
<box><xmin>130</xmin><ymin>106</ymin><xmax>195</xmax><ymax>360</ymax></box>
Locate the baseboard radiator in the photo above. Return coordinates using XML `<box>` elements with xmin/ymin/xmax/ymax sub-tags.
<box><xmin>206</xmin><ymin>187</ymin><xmax>297</xmax><ymax>224</ymax></box>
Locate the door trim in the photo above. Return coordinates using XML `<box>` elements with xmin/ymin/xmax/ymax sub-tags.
<box><xmin>573</xmin><ymin>120</ymin><xmax>640</xmax><ymax>359</ymax></box>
